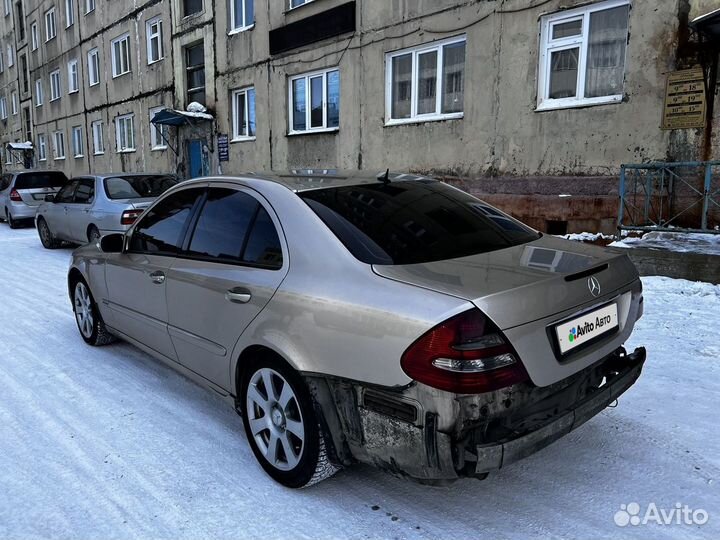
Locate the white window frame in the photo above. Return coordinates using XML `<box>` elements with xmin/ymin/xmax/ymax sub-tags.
<box><xmin>537</xmin><ymin>0</ymin><xmax>630</xmax><ymax>111</ymax></box>
<box><xmin>0</xmin><ymin>97</ymin><xmax>6</xmax><ymax>119</ymax></box>
<box><xmin>50</xmin><ymin>69</ymin><xmax>61</xmax><ymax>101</ymax></box>
<box><xmin>288</xmin><ymin>0</ymin><xmax>312</xmax><ymax>10</ymax></box>
<box><xmin>231</xmin><ymin>87</ymin><xmax>256</xmax><ymax>141</ymax></box>
<box><xmin>53</xmin><ymin>130</ymin><xmax>66</xmax><ymax>159</ymax></box>
<box><xmin>35</xmin><ymin>79</ymin><xmax>43</xmax><ymax>106</ymax></box>
<box><xmin>85</xmin><ymin>0</ymin><xmax>95</xmax><ymax>14</ymax></box>
<box><xmin>111</xmin><ymin>33</ymin><xmax>131</xmax><ymax>78</ymax></box>
<box><xmin>45</xmin><ymin>7</ymin><xmax>56</xmax><ymax>41</ymax></box>
<box><xmin>115</xmin><ymin>113</ymin><xmax>135</xmax><ymax>152</ymax></box>
<box><xmin>11</xmin><ymin>91</ymin><xmax>17</xmax><ymax>115</ymax></box>
<box><xmin>91</xmin><ymin>120</ymin><xmax>104</xmax><ymax>154</ymax></box>
<box><xmin>30</xmin><ymin>22</ymin><xmax>38</xmax><ymax>50</ymax></box>
<box><xmin>3</xmin><ymin>0</ymin><xmax>9</xmax><ymax>17</ymax></box>
<box><xmin>384</xmin><ymin>35</ymin><xmax>466</xmax><ymax>126</ymax></box>
<box><xmin>65</xmin><ymin>0</ymin><xmax>74</xmax><ymax>27</ymax></box>
<box><xmin>288</xmin><ymin>67</ymin><xmax>339</xmax><ymax>135</ymax></box>
<box><xmin>87</xmin><ymin>48</ymin><xmax>100</xmax><ymax>86</ymax></box>
<box><xmin>37</xmin><ymin>133</ymin><xmax>47</xmax><ymax>161</ymax></box>
<box><xmin>146</xmin><ymin>17</ymin><xmax>164</xmax><ymax>64</ymax></box>
<box><xmin>71</xmin><ymin>126</ymin><xmax>83</xmax><ymax>157</ymax></box>
<box><xmin>229</xmin><ymin>0</ymin><xmax>253</xmax><ymax>34</ymax></box>
<box><xmin>67</xmin><ymin>59</ymin><xmax>79</xmax><ymax>93</ymax></box>
<box><xmin>7</xmin><ymin>44</ymin><xmax>13</xmax><ymax>67</ymax></box>
<box><xmin>148</xmin><ymin>107</ymin><xmax>168</xmax><ymax>150</ymax></box>
<box><xmin>0</xmin><ymin>50</ymin><xmax>3</xmax><ymax>72</ymax></box>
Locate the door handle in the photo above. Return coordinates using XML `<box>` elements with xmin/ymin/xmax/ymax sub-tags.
<box><xmin>149</xmin><ymin>270</ymin><xmax>165</xmax><ymax>284</ymax></box>
<box><xmin>226</xmin><ymin>287</ymin><xmax>252</xmax><ymax>304</ymax></box>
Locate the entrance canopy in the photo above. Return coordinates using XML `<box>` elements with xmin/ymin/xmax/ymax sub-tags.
<box><xmin>150</xmin><ymin>107</ymin><xmax>213</xmax><ymax>126</ymax></box>
<box><xmin>7</xmin><ymin>141</ymin><xmax>33</xmax><ymax>150</ymax></box>
<box><xmin>691</xmin><ymin>8</ymin><xmax>720</xmax><ymax>38</ymax></box>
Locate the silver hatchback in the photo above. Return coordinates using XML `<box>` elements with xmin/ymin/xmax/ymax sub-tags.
<box><xmin>67</xmin><ymin>171</ymin><xmax>646</xmax><ymax>488</ymax></box>
<box><xmin>36</xmin><ymin>173</ymin><xmax>178</xmax><ymax>247</ymax></box>
<box><xmin>0</xmin><ymin>170</ymin><xmax>68</xmax><ymax>228</ymax></box>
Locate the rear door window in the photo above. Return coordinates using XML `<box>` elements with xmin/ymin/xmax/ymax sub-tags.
<box><xmin>129</xmin><ymin>188</ymin><xmax>203</xmax><ymax>255</ymax></box>
<box><xmin>104</xmin><ymin>175</ymin><xmax>178</xmax><ymax>199</ymax></box>
<box><xmin>73</xmin><ymin>179</ymin><xmax>95</xmax><ymax>204</ymax></box>
<box><xmin>14</xmin><ymin>172</ymin><xmax>68</xmax><ymax>190</ymax></box>
<box><xmin>300</xmin><ymin>180</ymin><xmax>540</xmax><ymax>265</ymax></box>
<box><xmin>184</xmin><ymin>187</ymin><xmax>283</xmax><ymax>269</ymax></box>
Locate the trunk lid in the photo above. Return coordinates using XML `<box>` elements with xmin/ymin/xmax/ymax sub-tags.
<box><xmin>372</xmin><ymin>235</ymin><xmax>638</xmax><ymax>330</ymax></box>
<box><xmin>15</xmin><ymin>187</ymin><xmax>62</xmax><ymax>207</ymax></box>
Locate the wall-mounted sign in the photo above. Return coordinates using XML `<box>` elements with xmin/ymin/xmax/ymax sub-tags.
<box><xmin>218</xmin><ymin>134</ymin><xmax>229</xmax><ymax>162</ymax></box>
<box><xmin>661</xmin><ymin>67</ymin><xmax>706</xmax><ymax>130</ymax></box>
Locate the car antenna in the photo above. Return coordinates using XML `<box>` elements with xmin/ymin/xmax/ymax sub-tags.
<box><xmin>377</xmin><ymin>168</ymin><xmax>390</xmax><ymax>184</ymax></box>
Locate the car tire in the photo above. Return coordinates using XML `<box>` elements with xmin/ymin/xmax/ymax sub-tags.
<box><xmin>37</xmin><ymin>218</ymin><xmax>62</xmax><ymax>249</ymax></box>
<box><xmin>72</xmin><ymin>278</ymin><xmax>116</xmax><ymax>346</ymax></box>
<box><xmin>87</xmin><ymin>225</ymin><xmax>101</xmax><ymax>243</ymax></box>
<box><xmin>240</xmin><ymin>355</ymin><xmax>339</xmax><ymax>488</ymax></box>
<box><xmin>6</xmin><ymin>210</ymin><xmax>19</xmax><ymax>229</ymax></box>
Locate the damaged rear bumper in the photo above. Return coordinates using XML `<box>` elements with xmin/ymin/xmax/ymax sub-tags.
<box><xmin>309</xmin><ymin>346</ymin><xmax>646</xmax><ymax>482</ymax></box>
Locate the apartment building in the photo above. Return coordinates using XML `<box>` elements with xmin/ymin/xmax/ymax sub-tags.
<box><xmin>1</xmin><ymin>0</ymin><xmax>719</xmax><ymax>233</ymax></box>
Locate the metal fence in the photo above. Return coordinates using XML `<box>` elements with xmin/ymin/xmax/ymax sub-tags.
<box><xmin>618</xmin><ymin>161</ymin><xmax>720</xmax><ymax>236</ymax></box>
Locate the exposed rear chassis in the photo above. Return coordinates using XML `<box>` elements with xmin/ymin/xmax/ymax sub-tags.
<box><xmin>308</xmin><ymin>346</ymin><xmax>646</xmax><ymax>482</ymax></box>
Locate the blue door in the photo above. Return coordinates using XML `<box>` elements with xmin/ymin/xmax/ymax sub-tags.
<box><xmin>187</xmin><ymin>140</ymin><xmax>206</xmax><ymax>179</ymax></box>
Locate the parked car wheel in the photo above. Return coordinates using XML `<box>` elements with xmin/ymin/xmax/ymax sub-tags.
<box><xmin>72</xmin><ymin>279</ymin><xmax>116</xmax><ymax>346</ymax></box>
<box><xmin>87</xmin><ymin>225</ymin><xmax>101</xmax><ymax>243</ymax></box>
<box><xmin>37</xmin><ymin>218</ymin><xmax>62</xmax><ymax>249</ymax></box>
<box><xmin>6</xmin><ymin>209</ymin><xmax>19</xmax><ymax>229</ymax></box>
<box><xmin>241</xmin><ymin>356</ymin><xmax>339</xmax><ymax>488</ymax></box>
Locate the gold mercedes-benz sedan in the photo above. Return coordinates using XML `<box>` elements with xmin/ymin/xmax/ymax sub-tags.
<box><xmin>68</xmin><ymin>170</ymin><xmax>646</xmax><ymax>488</ymax></box>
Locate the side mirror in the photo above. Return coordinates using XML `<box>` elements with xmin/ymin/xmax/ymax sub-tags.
<box><xmin>44</xmin><ymin>194</ymin><xmax>55</xmax><ymax>202</ymax></box>
<box><xmin>99</xmin><ymin>233</ymin><xmax>124</xmax><ymax>253</ymax></box>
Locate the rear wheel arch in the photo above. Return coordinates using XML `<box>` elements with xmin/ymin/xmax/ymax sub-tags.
<box><xmin>87</xmin><ymin>224</ymin><xmax>101</xmax><ymax>242</ymax></box>
<box><xmin>68</xmin><ymin>267</ymin><xmax>85</xmax><ymax>301</ymax></box>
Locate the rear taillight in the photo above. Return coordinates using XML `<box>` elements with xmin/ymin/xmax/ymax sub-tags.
<box><xmin>121</xmin><ymin>209</ymin><xmax>142</xmax><ymax>225</ymax></box>
<box><xmin>9</xmin><ymin>189</ymin><xmax>21</xmax><ymax>202</ymax></box>
<box><xmin>401</xmin><ymin>308</ymin><xmax>529</xmax><ymax>394</ymax></box>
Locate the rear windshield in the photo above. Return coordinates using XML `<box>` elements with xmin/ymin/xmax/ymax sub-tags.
<box><xmin>14</xmin><ymin>172</ymin><xmax>68</xmax><ymax>190</ymax></box>
<box><xmin>104</xmin><ymin>175</ymin><xmax>178</xmax><ymax>200</ymax></box>
<box><xmin>300</xmin><ymin>180</ymin><xmax>540</xmax><ymax>265</ymax></box>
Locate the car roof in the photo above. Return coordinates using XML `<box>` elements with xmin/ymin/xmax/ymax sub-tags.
<box><xmin>82</xmin><ymin>173</ymin><xmax>176</xmax><ymax>179</ymax></box>
<box><xmin>213</xmin><ymin>170</ymin><xmax>438</xmax><ymax>193</ymax></box>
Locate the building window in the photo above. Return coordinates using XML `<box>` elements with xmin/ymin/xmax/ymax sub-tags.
<box><xmin>0</xmin><ymin>51</ymin><xmax>4</xmax><ymax>72</ymax></box>
<box><xmin>3</xmin><ymin>0</ymin><xmax>9</xmax><ymax>16</ymax></box>
<box><xmin>115</xmin><ymin>114</ymin><xmax>135</xmax><ymax>152</ymax></box>
<box><xmin>72</xmin><ymin>126</ymin><xmax>83</xmax><ymax>157</ymax></box>
<box><xmin>53</xmin><ymin>131</ymin><xmax>66</xmax><ymax>159</ymax></box>
<box><xmin>65</xmin><ymin>0</ymin><xmax>74</xmax><ymax>26</ymax></box>
<box><xmin>289</xmin><ymin>68</ymin><xmax>339</xmax><ymax>134</ymax></box>
<box><xmin>20</xmin><ymin>53</ymin><xmax>28</xmax><ymax>93</ymax></box>
<box><xmin>37</xmin><ymin>133</ymin><xmax>47</xmax><ymax>160</ymax></box>
<box><xmin>289</xmin><ymin>0</ymin><xmax>312</xmax><ymax>8</ymax></box>
<box><xmin>45</xmin><ymin>7</ymin><xmax>56</xmax><ymax>40</ymax></box>
<box><xmin>7</xmin><ymin>44</ymin><xmax>13</xmax><ymax>66</ymax></box>
<box><xmin>30</xmin><ymin>22</ymin><xmax>38</xmax><ymax>50</ymax></box>
<box><xmin>11</xmin><ymin>91</ymin><xmax>17</xmax><ymax>115</ymax></box>
<box><xmin>68</xmin><ymin>59</ymin><xmax>79</xmax><ymax>93</ymax></box>
<box><xmin>231</xmin><ymin>87</ymin><xmax>256</xmax><ymax>140</ymax></box>
<box><xmin>537</xmin><ymin>0</ymin><xmax>630</xmax><ymax>110</ymax></box>
<box><xmin>91</xmin><ymin>120</ymin><xmax>104</xmax><ymax>154</ymax></box>
<box><xmin>16</xmin><ymin>1</ymin><xmax>25</xmax><ymax>41</ymax></box>
<box><xmin>0</xmin><ymin>97</ymin><xmax>6</xmax><ymax>119</ymax></box>
<box><xmin>35</xmin><ymin>79</ymin><xmax>43</xmax><ymax>106</ymax></box>
<box><xmin>230</xmin><ymin>0</ymin><xmax>253</xmax><ymax>32</ymax></box>
<box><xmin>50</xmin><ymin>69</ymin><xmax>61</xmax><ymax>100</ymax></box>
<box><xmin>88</xmin><ymin>48</ymin><xmax>100</xmax><ymax>86</ymax></box>
<box><xmin>146</xmin><ymin>17</ymin><xmax>164</xmax><ymax>64</ymax></box>
<box><xmin>111</xmin><ymin>33</ymin><xmax>131</xmax><ymax>77</ymax></box>
<box><xmin>148</xmin><ymin>107</ymin><xmax>169</xmax><ymax>150</ymax></box>
<box><xmin>23</xmin><ymin>106</ymin><xmax>32</xmax><ymax>141</ymax></box>
<box><xmin>385</xmin><ymin>36</ymin><xmax>466</xmax><ymax>125</ymax></box>
<box><xmin>86</xmin><ymin>0</ymin><xmax>95</xmax><ymax>14</ymax></box>
<box><xmin>185</xmin><ymin>42</ymin><xmax>205</xmax><ymax>105</ymax></box>
<box><xmin>183</xmin><ymin>0</ymin><xmax>202</xmax><ymax>17</ymax></box>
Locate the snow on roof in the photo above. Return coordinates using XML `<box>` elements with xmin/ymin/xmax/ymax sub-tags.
<box><xmin>7</xmin><ymin>141</ymin><xmax>33</xmax><ymax>150</ymax></box>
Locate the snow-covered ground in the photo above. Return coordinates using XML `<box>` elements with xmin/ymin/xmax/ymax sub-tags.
<box><xmin>610</xmin><ymin>231</ymin><xmax>720</xmax><ymax>255</ymax></box>
<box><xmin>0</xmin><ymin>226</ymin><xmax>718</xmax><ymax>540</ymax></box>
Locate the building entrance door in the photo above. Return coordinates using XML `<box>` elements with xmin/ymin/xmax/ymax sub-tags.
<box><xmin>187</xmin><ymin>139</ymin><xmax>207</xmax><ymax>178</ymax></box>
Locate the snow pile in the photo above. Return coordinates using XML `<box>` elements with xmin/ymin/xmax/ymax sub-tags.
<box><xmin>0</xmin><ymin>227</ymin><xmax>718</xmax><ymax>539</ymax></box>
<box><xmin>610</xmin><ymin>231</ymin><xmax>720</xmax><ymax>255</ymax></box>
<box><xmin>557</xmin><ymin>232</ymin><xmax>615</xmax><ymax>242</ymax></box>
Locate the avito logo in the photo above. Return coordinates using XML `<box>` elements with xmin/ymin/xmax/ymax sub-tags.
<box><xmin>568</xmin><ymin>321</ymin><xmax>595</xmax><ymax>343</ymax></box>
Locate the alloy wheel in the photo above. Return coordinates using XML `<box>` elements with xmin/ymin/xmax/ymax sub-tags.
<box><xmin>246</xmin><ymin>368</ymin><xmax>305</xmax><ymax>471</ymax></box>
<box><xmin>39</xmin><ymin>220</ymin><xmax>51</xmax><ymax>246</ymax></box>
<box><xmin>74</xmin><ymin>282</ymin><xmax>94</xmax><ymax>339</ymax></box>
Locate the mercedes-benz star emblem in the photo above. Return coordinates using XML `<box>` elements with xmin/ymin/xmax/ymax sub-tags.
<box><xmin>588</xmin><ymin>276</ymin><xmax>601</xmax><ymax>297</ymax></box>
